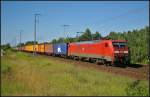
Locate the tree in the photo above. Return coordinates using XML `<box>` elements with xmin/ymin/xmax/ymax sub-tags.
<box><xmin>52</xmin><ymin>39</ymin><xmax>57</xmax><ymax>43</ymax></box>
<box><xmin>108</xmin><ymin>31</ymin><xmax>118</xmax><ymax>40</ymax></box>
<box><xmin>57</xmin><ymin>37</ymin><xmax>65</xmax><ymax>43</ymax></box>
<box><xmin>1</xmin><ymin>43</ymin><xmax>11</xmax><ymax>50</ymax></box>
<box><xmin>25</xmin><ymin>41</ymin><xmax>38</xmax><ymax>45</ymax></box>
<box><xmin>17</xmin><ymin>43</ymin><xmax>24</xmax><ymax>47</ymax></box>
<box><xmin>92</xmin><ymin>31</ymin><xmax>101</xmax><ymax>40</ymax></box>
<box><xmin>80</xmin><ymin>28</ymin><xmax>92</xmax><ymax>41</ymax></box>
<box><xmin>64</xmin><ymin>37</ymin><xmax>76</xmax><ymax>43</ymax></box>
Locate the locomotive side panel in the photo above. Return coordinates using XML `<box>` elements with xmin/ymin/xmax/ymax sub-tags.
<box><xmin>68</xmin><ymin>40</ymin><xmax>114</xmax><ymax>62</ymax></box>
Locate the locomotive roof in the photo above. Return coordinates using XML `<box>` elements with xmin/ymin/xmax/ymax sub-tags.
<box><xmin>72</xmin><ymin>40</ymin><xmax>102</xmax><ymax>44</ymax></box>
<box><xmin>112</xmin><ymin>40</ymin><xmax>127</xmax><ymax>42</ymax></box>
<box><xmin>71</xmin><ymin>39</ymin><xmax>127</xmax><ymax>44</ymax></box>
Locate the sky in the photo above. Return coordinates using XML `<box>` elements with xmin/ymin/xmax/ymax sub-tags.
<box><xmin>1</xmin><ymin>1</ymin><xmax>149</xmax><ymax>46</ymax></box>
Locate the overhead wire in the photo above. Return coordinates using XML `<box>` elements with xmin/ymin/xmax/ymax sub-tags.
<box><xmin>85</xmin><ymin>6</ymin><xmax>148</xmax><ymax>28</ymax></box>
<box><xmin>67</xmin><ymin>6</ymin><xmax>148</xmax><ymax>37</ymax></box>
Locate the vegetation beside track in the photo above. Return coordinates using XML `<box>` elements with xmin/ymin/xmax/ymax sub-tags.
<box><xmin>1</xmin><ymin>50</ymin><xmax>149</xmax><ymax>96</ymax></box>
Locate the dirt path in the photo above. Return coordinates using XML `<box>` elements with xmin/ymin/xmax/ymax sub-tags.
<box><xmin>35</xmin><ymin>53</ymin><xmax>149</xmax><ymax>81</ymax></box>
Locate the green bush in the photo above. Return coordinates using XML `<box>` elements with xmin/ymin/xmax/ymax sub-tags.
<box><xmin>125</xmin><ymin>80</ymin><xmax>149</xmax><ymax>96</ymax></box>
<box><xmin>1</xmin><ymin>43</ymin><xmax>11</xmax><ymax>51</ymax></box>
<box><xmin>1</xmin><ymin>64</ymin><xmax>11</xmax><ymax>74</ymax></box>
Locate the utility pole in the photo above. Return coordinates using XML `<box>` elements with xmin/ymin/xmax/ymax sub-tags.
<box><xmin>91</xmin><ymin>34</ymin><xmax>93</xmax><ymax>41</ymax></box>
<box><xmin>61</xmin><ymin>25</ymin><xmax>70</xmax><ymax>38</ymax></box>
<box><xmin>33</xmin><ymin>13</ymin><xmax>41</xmax><ymax>55</ymax></box>
<box><xmin>12</xmin><ymin>37</ymin><xmax>16</xmax><ymax>47</ymax></box>
<box><xmin>15</xmin><ymin>36</ymin><xmax>17</xmax><ymax>47</ymax></box>
<box><xmin>19</xmin><ymin>30</ymin><xmax>23</xmax><ymax>51</ymax></box>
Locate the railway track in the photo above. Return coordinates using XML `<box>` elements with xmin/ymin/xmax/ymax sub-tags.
<box><xmin>28</xmin><ymin>52</ymin><xmax>149</xmax><ymax>81</ymax></box>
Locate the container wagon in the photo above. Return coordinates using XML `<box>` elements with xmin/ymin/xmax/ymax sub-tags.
<box><xmin>24</xmin><ymin>45</ymin><xmax>34</xmax><ymax>52</ymax></box>
<box><xmin>44</xmin><ymin>43</ymin><xmax>53</xmax><ymax>55</ymax></box>
<box><xmin>38</xmin><ymin>43</ymin><xmax>45</xmax><ymax>54</ymax></box>
<box><xmin>34</xmin><ymin>44</ymin><xmax>39</xmax><ymax>52</ymax></box>
<box><xmin>53</xmin><ymin>43</ymin><xmax>68</xmax><ymax>57</ymax></box>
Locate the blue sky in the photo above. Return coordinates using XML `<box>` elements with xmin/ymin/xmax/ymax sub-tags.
<box><xmin>1</xmin><ymin>1</ymin><xmax>149</xmax><ymax>46</ymax></box>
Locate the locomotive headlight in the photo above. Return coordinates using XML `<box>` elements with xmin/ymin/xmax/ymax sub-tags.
<box><xmin>114</xmin><ymin>51</ymin><xmax>119</xmax><ymax>53</ymax></box>
<box><xmin>124</xmin><ymin>51</ymin><xmax>128</xmax><ymax>53</ymax></box>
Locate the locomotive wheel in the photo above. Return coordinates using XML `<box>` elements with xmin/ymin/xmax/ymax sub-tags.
<box><xmin>71</xmin><ymin>56</ymin><xmax>74</xmax><ymax>59</ymax></box>
<box><xmin>102</xmin><ymin>60</ymin><xmax>107</xmax><ymax>66</ymax></box>
<box><xmin>74</xmin><ymin>56</ymin><xmax>79</xmax><ymax>61</ymax></box>
<box><xmin>76</xmin><ymin>58</ymin><xmax>80</xmax><ymax>61</ymax></box>
<box><xmin>89</xmin><ymin>58</ymin><xmax>94</xmax><ymax>63</ymax></box>
<box><xmin>96</xmin><ymin>59</ymin><xmax>101</xmax><ymax>65</ymax></box>
<box><xmin>80</xmin><ymin>57</ymin><xmax>84</xmax><ymax>61</ymax></box>
<box><xmin>106</xmin><ymin>62</ymin><xmax>111</xmax><ymax>66</ymax></box>
<box><xmin>73</xmin><ymin>56</ymin><xmax>76</xmax><ymax>60</ymax></box>
<box><xmin>96</xmin><ymin>59</ymin><xmax>105</xmax><ymax>65</ymax></box>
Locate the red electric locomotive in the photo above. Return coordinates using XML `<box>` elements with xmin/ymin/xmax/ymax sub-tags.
<box><xmin>68</xmin><ymin>40</ymin><xmax>130</xmax><ymax>66</ymax></box>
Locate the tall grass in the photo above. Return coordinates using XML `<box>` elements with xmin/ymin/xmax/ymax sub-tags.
<box><xmin>1</xmin><ymin>51</ymin><xmax>149</xmax><ymax>96</ymax></box>
<box><xmin>125</xmin><ymin>80</ymin><xmax>149</xmax><ymax>96</ymax></box>
<box><xmin>1</xmin><ymin>64</ymin><xmax>11</xmax><ymax>74</ymax></box>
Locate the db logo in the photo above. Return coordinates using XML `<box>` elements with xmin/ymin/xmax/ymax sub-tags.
<box><xmin>57</xmin><ymin>47</ymin><xmax>61</xmax><ymax>52</ymax></box>
<box><xmin>82</xmin><ymin>48</ymin><xmax>85</xmax><ymax>51</ymax></box>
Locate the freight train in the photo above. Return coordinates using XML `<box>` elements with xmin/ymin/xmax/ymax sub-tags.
<box><xmin>16</xmin><ymin>39</ymin><xmax>130</xmax><ymax>66</ymax></box>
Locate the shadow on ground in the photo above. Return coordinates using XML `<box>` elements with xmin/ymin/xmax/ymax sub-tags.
<box><xmin>127</xmin><ymin>63</ymin><xmax>143</xmax><ymax>68</ymax></box>
<box><xmin>114</xmin><ymin>63</ymin><xmax>143</xmax><ymax>68</ymax></box>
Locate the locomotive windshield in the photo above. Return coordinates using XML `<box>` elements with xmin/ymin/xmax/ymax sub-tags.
<box><xmin>113</xmin><ymin>42</ymin><xmax>127</xmax><ymax>48</ymax></box>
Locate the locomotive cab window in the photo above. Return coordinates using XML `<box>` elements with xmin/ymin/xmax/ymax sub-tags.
<box><xmin>113</xmin><ymin>42</ymin><xmax>127</xmax><ymax>48</ymax></box>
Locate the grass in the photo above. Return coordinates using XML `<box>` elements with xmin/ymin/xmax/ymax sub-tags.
<box><xmin>1</xmin><ymin>63</ymin><xmax>10</xmax><ymax>74</ymax></box>
<box><xmin>1</xmin><ymin>50</ymin><xmax>149</xmax><ymax>96</ymax></box>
